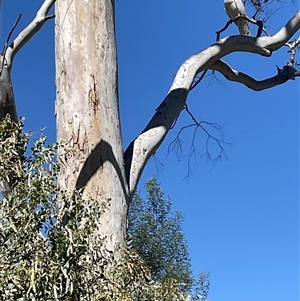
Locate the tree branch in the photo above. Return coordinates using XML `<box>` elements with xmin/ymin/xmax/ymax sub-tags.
<box><xmin>4</xmin><ymin>0</ymin><xmax>56</xmax><ymax>68</ymax></box>
<box><xmin>0</xmin><ymin>0</ymin><xmax>56</xmax><ymax>199</ymax></box>
<box><xmin>216</xmin><ymin>15</ymin><xmax>267</xmax><ymax>41</ymax></box>
<box><xmin>285</xmin><ymin>36</ymin><xmax>300</xmax><ymax>66</ymax></box>
<box><xmin>167</xmin><ymin>105</ymin><xmax>232</xmax><ymax>180</ymax></box>
<box><xmin>0</xmin><ymin>14</ymin><xmax>22</xmax><ymax>77</ymax></box>
<box><xmin>0</xmin><ymin>0</ymin><xmax>56</xmax><ymax>120</ymax></box>
<box><xmin>1</xmin><ymin>0</ymin><xmax>56</xmax><ymax>121</ymax></box>
<box><xmin>211</xmin><ymin>60</ymin><xmax>299</xmax><ymax>91</ymax></box>
<box><xmin>124</xmin><ymin>10</ymin><xmax>300</xmax><ymax>199</ymax></box>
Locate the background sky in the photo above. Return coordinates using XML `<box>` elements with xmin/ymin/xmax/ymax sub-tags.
<box><xmin>1</xmin><ymin>1</ymin><xmax>299</xmax><ymax>301</ymax></box>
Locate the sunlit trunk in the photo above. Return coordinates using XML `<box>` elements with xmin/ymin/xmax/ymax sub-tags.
<box><xmin>55</xmin><ymin>0</ymin><xmax>128</xmax><ymax>252</ymax></box>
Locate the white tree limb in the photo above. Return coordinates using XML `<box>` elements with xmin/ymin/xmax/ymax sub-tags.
<box><xmin>5</xmin><ymin>0</ymin><xmax>56</xmax><ymax>68</ymax></box>
<box><xmin>124</xmin><ymin>10</ymin><xmax>300</xmax><ymax>198</ymax></box>
<box><xmin>211</xmin><ymin>60</ymin><xmax>300</xmax><ymax>91</ymax></box>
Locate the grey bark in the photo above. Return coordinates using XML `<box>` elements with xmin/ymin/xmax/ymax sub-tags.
<box><xmin>55</xmin><ymin>0</ymin><xmax>128</xmax><ymax>251</ymax></box>
<box><xmin>0</xmin><ymin>56</ymin><xmax>17</xmax><ymax>122</ymax></box>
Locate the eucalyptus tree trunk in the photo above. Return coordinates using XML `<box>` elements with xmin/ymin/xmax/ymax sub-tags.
<box><xmin>55</xmin><ymin>0</ymin><xmax>128</xmax><ymax>251</ymax></box>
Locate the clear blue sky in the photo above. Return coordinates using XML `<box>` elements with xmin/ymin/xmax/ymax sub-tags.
<box><xmin>2</xmin><ymin>1</ymin><xmax>299</xmax><ymax>301</ymax></box>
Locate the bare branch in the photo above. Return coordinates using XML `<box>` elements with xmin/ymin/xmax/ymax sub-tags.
<box><xmin>1</xmin><ymin>0</ymin><xmax>56</xmax><ymax>122</ymax></box>
<box><xmin>211</xmin><ymin>60</ymin><xmax>300</xmax><ymax>91</ymax></box>
<box><xmin>189</xmin><ymin>70</ymin><xmax>208</xmax><ymax>91</ymax></box>
<box><xmin>167</xmin><ymin>106</ymin><xmax>232</xmax><ymax>180</ymax></box>
<box><xmin>1</xmin><ymin>14</ymin><xmax>22</xmax><ymax>55</ymax></box>
<box><xmin>216</xmin><ymin>15</ymin><xmax>268</xmax><ymax>41</ymax></box>
<box><xmin>124</xmin><ymin>10</ymin><xmax>300</xmax><ymax>197</ymax></box>
<box><xmin>285</xmin><ymin>36</ymin><xmax>300</xmax><ymax>66</ymax></box>
<box><xmin>0</xmin><ymin>0</ymin><xmax>55</xmax><ymax>199</ymax></box>
<box><xmin>4</xmin><ymin>0</ymin><xmax>56</xmax><ymax>67</ymax></box>
<box><xmin>0</xmin><ymin>14</ymin><xmax>22</xmax><ymax>77</ymax></box>
<box><xmin>246</xmin><ymin>0</ymin><xmax>286</xmax><ymax>21</ymax></box>
<box><xmin>216</xmin><ymin>19</ymin><xmax>233</xmax><ymax>41</ymax></box>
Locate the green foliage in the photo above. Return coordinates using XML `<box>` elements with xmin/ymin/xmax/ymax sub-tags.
<box><xmin>128</xmin><ymin>178</ymin><xmax>194</xmax><ymax>291</ymax></box>
<box><xmin>128</xmin><ymin>178</ymin><xmax>211</xmax><ymax>301</ymax></box>
<box><xmin>192</xmin><ymin>272</ymin><xmax>210</xmax><ymax>301</ymax></box>
<box><xmin>0</xmin><ymin>116</ymin><xmax>195</xmax><ymax>300</ymax></box>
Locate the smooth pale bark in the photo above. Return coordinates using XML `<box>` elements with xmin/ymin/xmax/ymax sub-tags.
<box><xmin>55</xmin><ymin>0</ymin><xmax>128</xmax><ymax>251</ymax></box>
<box><xmin>124</xmin><ymin>10</ymin><xmax>300</xmax><ymax>197</ymax></box>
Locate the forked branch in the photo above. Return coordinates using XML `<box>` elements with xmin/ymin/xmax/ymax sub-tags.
<box><xmin>4</xmin><ymin>0</ymin><xmax>56</xmax><ymax>68</ymax></box>
<box><xmin>211</xmin><ymin>60</ymin><xmax>299</xmax><ymax>91</ymax></box>
<box><xmin>124</xmin><ymin>10</ymin><xmax>300</xmax><ymax>199</ymax></box>
<box><xmin>0</xmin><ymin>0</ymin><xmax>56</xmax><ymax>198</ymax></box>
<box><xmin>0</xmin><ymin>14</ymin><xmax>22</xmax><ymax>77</ymax></box>
<box><xmin>216</xmin><ymin>15</ymin><xmax>267</xmax><ymax>41</ymax></box>
<box><xmin>0</xmin><ymin>0</ymin><xmax>56</xmax><ymax>121</ymax></box>
<box><xmin>167</xmin><ymin>105</ymin><xmax>232</xmax><ymax>180</ymax></box>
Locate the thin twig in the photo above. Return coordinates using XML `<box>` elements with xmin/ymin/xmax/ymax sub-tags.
<box><xmin>167</xmin><ymin>105</ymin><xmax>233</xmax><ymax>180</ymax></box>
<box><xmin>189</xmin><ymin>70</ymin><xmax>208</xmax><ymax>91</ymax></box>
<box><xmin>1</xmin><ymin>14</ymin><xmax>22</xmax><ymax>55</ymax></box>
<box><xmin>0</xmin><ymin>14</ymin><xmax>22</xmax><ymax>77</ymax></box>
<box><xmin>216</xmin><ymin>15</ymin><xmax>268</xmax><ymax>41</ymax></box>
